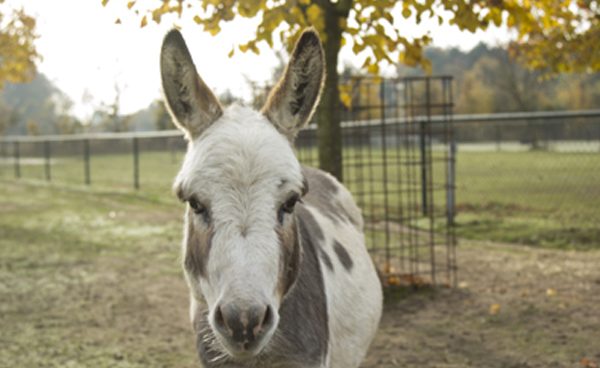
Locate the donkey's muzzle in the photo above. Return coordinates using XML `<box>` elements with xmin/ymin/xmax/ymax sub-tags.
<box><xmin>213</xmin><ymin>302</ymin><xmax>275</xmax><ymax>353</ymax></box>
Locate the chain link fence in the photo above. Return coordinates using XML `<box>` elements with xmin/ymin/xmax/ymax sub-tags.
<box><xmin>450</xmin><ymin>110</ymin><xmax>600</xmax><ymax>249</ymax></box>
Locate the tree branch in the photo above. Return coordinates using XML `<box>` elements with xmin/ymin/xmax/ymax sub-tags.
<box><xmin>335</xmin><ymin>0</ymin><xmax>353</xmax><ymax>17</ymax></box>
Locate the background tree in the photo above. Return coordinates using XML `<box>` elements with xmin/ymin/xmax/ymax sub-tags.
<box><xmin>106</xmin><ymin>0</ymin><xmax>599</xmax><ymax>180</ymax></box>
<box><xmin>0</xmin><ymin>2</ymin><xmax>40</xmax><ymax>89</ymax></box>
<box><xmin>153</xmin><ymin>100</ymin><xmax>172</xmax><ymax>131</ymax></box>
<box><xmin>1</xmin><ymin>73</ymin><xmax>80</xmax><ymax>135</ymax></box>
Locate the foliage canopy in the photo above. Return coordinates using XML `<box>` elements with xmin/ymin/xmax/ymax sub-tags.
<box><xmin>106</xmin><ymin>0</ymin><xmax>599</xmax><ymax>179</ymax></box>
<box><xmin>109</xmin><ymin>0</ymin><xmax>599</xmax><ymax>74</ymax></box>
<box><xmin>0</xmin><ymin>1</ymin><xmax>39</xmax><ymax>89</ymax></box>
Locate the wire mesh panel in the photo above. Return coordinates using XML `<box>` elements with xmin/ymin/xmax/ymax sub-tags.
<box><xmin>452</xmin><ymin>116</ymin><xmax>600</xmax><ymax>249</ymax></box>
<box><xmin>297</xmin><ymin>76</ymin><xmax>457</xmax><ymax>287</ymax></box>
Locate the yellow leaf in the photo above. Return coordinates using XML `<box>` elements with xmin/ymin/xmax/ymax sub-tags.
<box><xmin>489</xmin><ymin>303</ymin><xmax>501</xmax><ymax>315</ymax></box>
<box><xmin>140</xmin><ymin>15</ymin><xmax>147</xmax><ymax>28</ymax></box>
<box><xmin>387</xmin><ymin>276</ymin><xmax>401</xmax><ymax>286</ymax></box>
<box><xmin>306</xmin><ymin>4</ymin><xmax>322</xmax><ymax>26</ymax></box>
<box><xmin>367</xmin><ymin>62</ymin><xmax>379</xmax><ymax>75</ymax></box>
<box><xmin>228</xmin><ymin>48</ymin><xmax>234</xmax><ymax>58</ymax></box>
<box><xmin>127</xmin><ymin>1</ymin><xmax>135</xmax><ymax>9</ymax></box>
<box><xmin>361</xmin><ymin>56</ymin><xmax>372</xmax><ymax>68</ymax></box>
<box><xmin>193</xmin><ymin>15</ymin><xmax>202</xmax><ymax>24</ymax></box>
<box><xmin>101</xmin><ymin>0</ymin><xmax>109</xmax><ymax>6</ymax></box>
<box><xmin>546</xmin><ymin>288</ymin><xmax>557</xmax><ymax>297</ymax></box>
<box><xmin>339</xmin><ymin>86</ymin><xmax>352</xmax><ymax>109</ymax></box>
<box><xmin>580</xmin><ymin>357</ymin><xmax>598</xmax><ymax>368</ymax></box>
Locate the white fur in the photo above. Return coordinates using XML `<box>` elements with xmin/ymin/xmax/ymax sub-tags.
<box><xmin>175</xmin><ymin>105</ymin><xmax>304</xmax><ymax>354</ymax></box>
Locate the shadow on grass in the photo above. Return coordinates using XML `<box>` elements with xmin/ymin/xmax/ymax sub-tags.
<box><xmin>383</xmin><ymin>284</ymin><xmax>470</xmax><ymax>309</ymax></box>
<box><xmin>455</xmin><ymin>216</ymin><xmax>600</xmax><ymax>251</ymax></box>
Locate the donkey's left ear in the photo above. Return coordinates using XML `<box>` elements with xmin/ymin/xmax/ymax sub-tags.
<box><xmin>262</xmin><ymin>29</ymin><xmax>325</xmax><ymax>141</ymax></box>
<box><xmin>160</xmin><ymin>29</ymin><xmax>223</xmax><ymax>140</ymax></box>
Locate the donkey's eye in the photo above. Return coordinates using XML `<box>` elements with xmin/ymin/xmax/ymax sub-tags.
<box><xmin>279</xmin><ymin>194</ymin><xmax>300</xmax><ymax>224</ymax></box>
<box><xmin>188</xmin><ymin>198</ymin><xmax>209</xmax><ymax>222</ymax></box>
<box><xmin>283</xmin><ymin>194</ymin><xmax>300</xmax><ymax>213</ymax></box>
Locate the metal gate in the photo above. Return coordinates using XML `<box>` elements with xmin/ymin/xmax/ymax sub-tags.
<box><xmin>295</xmin><ymin>76</ymin><xmax>457</xmax><ymax>287</ymax></box>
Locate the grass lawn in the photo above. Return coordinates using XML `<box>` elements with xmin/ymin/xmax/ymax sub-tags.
<box><xmin>1</xmin><ymin>147</ymin><xmax>598</xmax><ymax>249</ymax></box>
<box><xmin>452</xmin><ymin>151</ymin><xmax>600</xmax><ymax>249</ymax></box>
<box><xmin>0</xmin><ymin>180</ymin><xmax>195</xmax><ymax>367</ymax></box>
<box><xmin>1</xmin><ymin>180</ymin><xmax>599</xmax><ymax>368</ymax></box>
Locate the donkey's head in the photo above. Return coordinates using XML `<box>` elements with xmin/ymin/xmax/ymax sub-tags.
<box><xmin>160</xmin><ymin>29</ymin><xmax>324</xmax><ymax>359</ymax></box>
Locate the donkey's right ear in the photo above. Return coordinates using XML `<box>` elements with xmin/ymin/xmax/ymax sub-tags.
<box><xmin>160</xmin><ymin>29</ymin><xmax>222</xmax><ymax>140</ymax></box>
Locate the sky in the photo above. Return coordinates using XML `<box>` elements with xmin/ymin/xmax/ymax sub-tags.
<box><xmin>7</xmin><ymin>0</ymin><xmax>510</xmax><ymax>120</ymax></box>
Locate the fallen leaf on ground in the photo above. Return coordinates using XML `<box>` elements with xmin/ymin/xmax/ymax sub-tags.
<box><xmin>580</xmin><ymin>357</ymin><xmax>598</xmax><ymax>368</ymax></box>
<box><xmin>547</xmin><ymin>288</ymin><xmax>557</xmax><ymax>297</ymax></box>
<box><xmin>489</xmin><ymin>303</ymin><xmax>501</xmax><ymax>315</ymax></box>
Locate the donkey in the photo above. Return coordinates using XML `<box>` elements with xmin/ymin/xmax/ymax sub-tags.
<box><xmin>160</xmin><ymin>28</ymin><xmax>382</xmax><ymax>368</ymax></box>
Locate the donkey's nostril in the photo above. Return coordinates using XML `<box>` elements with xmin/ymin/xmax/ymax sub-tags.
<box><xmin>261</xmin><ymin>305</ymin><xmax>273</xmax><ymax>331</ymax></box>
<box><xmin>213</xmin><ymin>302</ymin><xmax>275</xmax><ymax>348</ymax></box>
<box><xmin>214</xmin><ymin>305</ymin><xmax>228</xmax><ymax>332</ymax></box>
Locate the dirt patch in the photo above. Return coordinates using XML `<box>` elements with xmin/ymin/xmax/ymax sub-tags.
<box><xmin>362</xmin><ymin>242</ymin><xmax>600</xmax><ymax>368</ymax></box>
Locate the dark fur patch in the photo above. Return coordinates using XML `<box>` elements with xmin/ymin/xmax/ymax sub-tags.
<box><xmin>277</xmin><ymin>218</ymin><xmax>302</xmax><ymax>298</ymax></box>
<box><xmin>333</xmin><ymin>240</ymin><xmax>353</xmax><ymax>272</ymax></box>
<box><xmin>184</xmin><ymin>209</ymin><xmax>213</xmax><ymax>278</ymax></box>
<box><xmin>319</xmin><ymin>249</ymin><xmax>334</xmax><ymax>272</ymax></box>
<box><xmin>273</xmin><ymin>205</ymin><xmax>329</xmax><ymax>364</ymax></box>
<box><xmin>302</xmin><ymin>166</ymin><xmax>359</xmax><ymax>226</ymax></box>
<box><xmin>301</xmin><ymin>175</ymin><xmax>309</xmax><ymax>197</ymax></box>
<box><xmin>296</xmin><ymin>199</ymin><xmax>324</xmax><ymax>241</ymax></box>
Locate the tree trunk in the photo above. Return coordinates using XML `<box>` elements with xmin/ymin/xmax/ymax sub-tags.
<box><xmin>316</xmin><ymin>7</ymin><xmax>343</xmax><ymax>181</ymax></box>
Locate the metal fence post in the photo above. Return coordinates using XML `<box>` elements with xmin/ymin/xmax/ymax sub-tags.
<box><xmin>379</xmin><ymin>79</ymin><xmax>391</xmax><ymax>263</ymax></box>
<box><xmin>14</xmin><ymin>141</ymin><xmax>20</xmax><ymax>179</ymax></box>
<box><xmin>495</xmin><ymin>124</ymin><xmax>501</xmax><ymax>151</ymax></box>
<box><xmin>133</xmin><ymin>137</ymin><xmax>139</xmax><ymax>189</ymax></box>
<box><xmin>445</xmin><ymin>78</ymin><xmax>456</xmax><ymax>227</ymax></box>
<box><xmin>419</xmin><ymin>119</ymin><xmax>428</xmax><ymax>216</ymax></box>
<box><xmin>83</xmin><ymin>139</ymin><xmax>91</xmax><ymax>185</ymax></box>
<box><xmin>44</xmin><ymin>141</ymin><xmax>51</xmax><ymax>181</ymax></box>
<box><xmin>447</xmin><ymin>138</ymin><xmax>456</xmax><ymax>226</ymax></box>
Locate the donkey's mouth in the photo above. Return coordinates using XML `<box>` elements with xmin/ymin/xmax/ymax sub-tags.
<box><xmin>213</xmin><ymin>321</ymin><xmax>277</xmax><ymax>360</ymax></box>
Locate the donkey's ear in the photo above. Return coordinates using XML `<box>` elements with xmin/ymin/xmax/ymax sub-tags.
<box><xmin>160</xmin><ymin>29</ymin><xmax>223</xmax><ymax>140</ymax></box>
<box><xmin>262</xmin><ymin>29</ymin><xmax>325</xmax><ymax>141</ymax></box>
